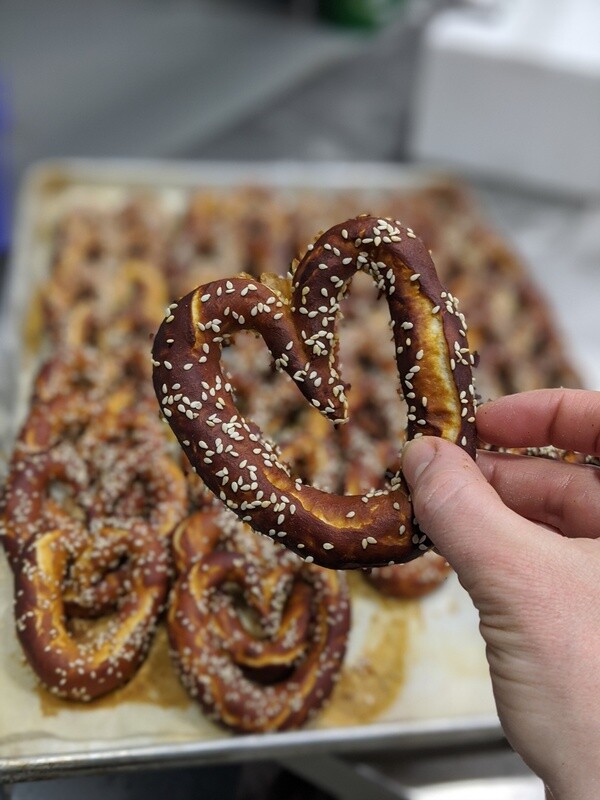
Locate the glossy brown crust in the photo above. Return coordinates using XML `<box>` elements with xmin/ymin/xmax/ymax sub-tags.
<box><xmin>152</xmin><ymin>216</ymin><xmax>476</xmax><ymax>569</ymax></box>
<box><xmin>167</xmin><ymin>507</ymin><xmax>351</xmax><ymax>732</ymax></box>
<box><xmin>364</xmin><ymin>551</ymin><xmax>452</xmax><ymax>599</ymax></box>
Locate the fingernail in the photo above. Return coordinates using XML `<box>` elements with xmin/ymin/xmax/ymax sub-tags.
<box><xmin>402</xmin><ymin>438</ymin><xmax>436</xmax><ymax>485</ymax></box>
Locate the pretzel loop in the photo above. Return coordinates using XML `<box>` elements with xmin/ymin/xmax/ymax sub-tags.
<box><xmin>153</xmin><ymin>216</ymin><xmax>476</xmax><ymax>569</ymax></box>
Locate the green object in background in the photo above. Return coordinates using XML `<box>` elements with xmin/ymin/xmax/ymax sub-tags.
<box><xmin>318</xmin><ymin>0</ymin><xmax>406</xmax><ymax>29</ymax></box>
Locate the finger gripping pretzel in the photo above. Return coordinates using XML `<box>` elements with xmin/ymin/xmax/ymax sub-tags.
<box><xmin>152</xmin><ymin>216</ymin><xmax>476</xmax><ymax>569</ymax></box>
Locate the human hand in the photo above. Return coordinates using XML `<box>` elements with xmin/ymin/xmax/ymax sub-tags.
<box><xmin>402</xmin><ymin>389</ymin><xmax>600</xmax><ymax>800</ymax></box>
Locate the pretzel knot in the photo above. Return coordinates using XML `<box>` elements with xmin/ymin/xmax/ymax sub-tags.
<box><xmin>168</xmin><ymin>508</ymin><xmax>350</xmax><ymax>731</ymax></box>
<box><xmin>152</xmin><ymin>216</ymin><xmax>477</xmax><ymax>569</ymax></box>
<box><xmin>14</xmin><ymin>522</ymin><xmax>170</xmax><ymax>701</ymax></box>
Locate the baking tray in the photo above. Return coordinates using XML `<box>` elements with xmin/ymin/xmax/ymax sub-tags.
<box><xmin>0</xmin><ymin>159</ymin><xmax>504</xmax><ymax>782</ymax></box>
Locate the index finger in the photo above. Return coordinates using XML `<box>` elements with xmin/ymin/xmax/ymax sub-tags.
<box><xmin>476</xmin><ymin>389</ymin><xmax>600</xmax><ymax>456</ymax></box>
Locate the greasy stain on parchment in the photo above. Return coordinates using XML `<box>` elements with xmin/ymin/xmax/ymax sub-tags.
<box><xmin>317</xmin><ymin>573</ymin><xmax>420</xmax><ymax>727</ymax></box>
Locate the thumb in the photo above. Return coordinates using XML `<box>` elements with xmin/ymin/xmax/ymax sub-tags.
<box><xmin>402</xmin><ymin>436</ymin><xmax>532</xmax><ymax>584</ymax></box>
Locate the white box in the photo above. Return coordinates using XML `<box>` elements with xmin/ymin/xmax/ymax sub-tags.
<box><xmin>409</xmin><ymin>0</ymin><xmax>600</xmax><ymax>197</ymax></box>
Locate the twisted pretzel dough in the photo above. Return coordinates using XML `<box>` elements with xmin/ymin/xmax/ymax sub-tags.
<box><xmin>1</xmin><ymin>348</ymin><xmax>188</xmax><ymax>698</ymax></box>
<box><xmin>151</xmin><ymin>215</ymin><xmax>476</xmax><ymax>569</ymax></box>
<box><xmin>14</xmin><ymin>521</ymin><xmax>170</xmax><ymax>700</ymax></box>
<box><xmin>168</xmin><ymin>507</ymin><xmax>350</xmax><ymax>731</ymax></box>
<box><xmin>342</xmin><ymin>382</ymin><xmax>452</xmax><ymax>599</ymax></box>
<box><xmin>1</xmin><ymin>353</ymin><xmax>186</xmax><ymax>571</ymax></box>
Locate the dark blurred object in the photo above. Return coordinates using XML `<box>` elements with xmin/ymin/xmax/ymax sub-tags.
<box><xmin>3</xmin><ymin>764</ymin><xmax>241</xmax><ymax>800</ymax></box>
<box><xmin>237</xmin><ymin>762</ymin><xmax>334</xmax><ymax>800</ymax></box>
<box><xmin>318</xmin><ymin>0</ymin><xmax>406</xmax><ymax>28</ymax></box>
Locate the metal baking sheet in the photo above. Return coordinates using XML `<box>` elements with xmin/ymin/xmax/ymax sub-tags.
<box><xmin>0</xmin><ymin>159</ymin><xmax>503</xmax><ymax>783</ymax></box>
<box><xmin>0</xmin><ymin>716</ymin><xmax>503</xmax><ymax>784</ymax></box>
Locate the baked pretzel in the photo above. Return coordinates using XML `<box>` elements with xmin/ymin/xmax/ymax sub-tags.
<box><xmin>45</xmin><ymin>257</ymin><xmax>169</xmax><ymax>356</ymax></box>
<box><xmin>365</xmin><ymin>552</ymin><xmax>452</xmax><ymax>599</ymax></box>
<box><xmin>342</xmin><ymin>379</ymin><xmax>453</xmax><ymax>599</ymax></box>
<box><xmin>1</xmin><ymin>351</ymin><xmax>187</xmax><ymax>588</ymax></box>
<box><xmin>168</xmin><ymin>506</ymin><xmax>350</xmax><ymax>731</ymax></box>
<box><xmin>153</xmin><ymin>216</ymin><xmax>476</xmax><ymax>569</ymax></box>
<box><xmin>3</xmin><ymin>378</ymin><xmax>186</xmax><ymax>697</ymax></box>
<box><xmin>14</xmin><ymin>346</ymin><xmax>155</xmax><ymax>459</ymax></box>
<box><xmin>345</xmin><ymin>434</ymin><xmax>453</xmax><ymax>599</ymax></box>
<box><xmin>1</xmin><ymin>444</ymin><xmax>87</xmax><ymax>570</ymax></box>
<box><xmin>14</xmin><ymin>521</ymin><xmax>170</xmax><ymax>700</ymax></box>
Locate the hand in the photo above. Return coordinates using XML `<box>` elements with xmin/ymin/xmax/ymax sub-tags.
<box><xmin>402</xmin><ymin>389</ymin><xmax>600</xmax><ymax>800</ymax></box>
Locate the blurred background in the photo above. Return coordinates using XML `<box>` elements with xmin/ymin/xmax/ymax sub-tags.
<box><xmin>1</xmin><ymin>0</ymin><xmax>598</xmax><ymax>221</ymax></box>
<box><xmin>1</xmin><ymin>0</ymin><xmax>599</xmax><ymax>351</ymax></box>
<box><xmin>0</xmin><ymin>0</ymin><xmax>599</xmax><ymax>797</ymax></box>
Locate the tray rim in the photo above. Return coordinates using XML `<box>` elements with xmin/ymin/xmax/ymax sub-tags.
<box><xmin>0</xmin><ymin>714</ymin><xmax>502</xmax><ymax>784</ymax></box>
<box><xmin>14</xmin><ymin>155</ymin><xmax>461</xmax><ymax>193</ymax></box>
<box><xmin>0</xmin><ymin>157</ymin><xmax>502</xmax><ymax>782</ymax></box>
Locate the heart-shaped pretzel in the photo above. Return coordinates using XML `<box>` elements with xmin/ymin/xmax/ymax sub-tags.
<box><xmin>152</xmin><ymin>216</ymin><xmax>476</xmax><ymax>569</ymax></box>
